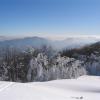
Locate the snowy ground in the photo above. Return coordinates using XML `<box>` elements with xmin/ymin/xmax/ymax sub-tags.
<box><xmin>0</xmin><ymin>75</ymin><xmax>100</xmax><ymax>100</ymax></box>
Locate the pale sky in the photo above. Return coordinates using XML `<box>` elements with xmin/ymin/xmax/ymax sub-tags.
<box><xmin>0</xmin><ymin>0</ymin><xmax>100</xmax><ymax>37</ymax></box>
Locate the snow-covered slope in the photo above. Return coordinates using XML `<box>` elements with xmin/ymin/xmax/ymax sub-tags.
<box><xmin>0</xmin><ymin>75</ymin><xmax>100</xmax><ymax>100</ymax></box>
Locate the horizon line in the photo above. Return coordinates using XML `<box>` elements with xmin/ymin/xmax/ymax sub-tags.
<box><xmin>1</xmin><ymin>34</ymin><xmax>100</xmax><ymax>40</ymax></box>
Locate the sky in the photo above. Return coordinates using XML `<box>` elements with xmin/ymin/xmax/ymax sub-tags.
<box><xmin>0</xmin><ymin>0</ymin><xmax>100</xmax><ymax>38</ymax></box>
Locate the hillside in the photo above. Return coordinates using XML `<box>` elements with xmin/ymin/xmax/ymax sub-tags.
<box><xmin>61</xmin><ymin>42</ymin><xmax>100</xmax><ymax>76</ymax></box>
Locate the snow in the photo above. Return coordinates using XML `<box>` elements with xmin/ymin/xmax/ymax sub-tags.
<box><xmin>0</xmin><ymin>75</ymin><xmax>100</xmax><ymax>100</ymax></box>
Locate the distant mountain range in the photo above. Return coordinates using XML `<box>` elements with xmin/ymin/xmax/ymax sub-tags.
<box><xmin>0</xmin><ymin>36</ymin><xmax>100</xmax><ymax>50</ymax></box>
<box><xmin>0</xmin><ymin>36</ymin><xmax>12</xmax><ymax>41</ymax></box>
<box><xmin>0</xmin><ymin>37</ymin><xmax>50</xmax><ymax>49</ymax></box>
